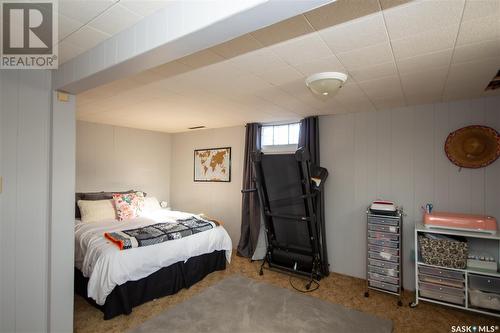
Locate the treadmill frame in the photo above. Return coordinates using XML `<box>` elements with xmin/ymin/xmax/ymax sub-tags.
<box><xmin>251</xmin><ymin>148</ymin><xmax>329</xmax><ymax>283</ymax></box>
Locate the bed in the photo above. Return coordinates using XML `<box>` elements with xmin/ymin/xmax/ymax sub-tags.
<box><xmin>74</xmin><ymin>203</ymin><xmax>233</xmax><ymax>319</ymax></box>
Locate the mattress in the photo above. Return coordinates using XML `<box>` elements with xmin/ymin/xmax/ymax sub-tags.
<box><xmin>74</xmin><ymin>209</ymin><xmax>232</xmax><ymax>305</ymax></box>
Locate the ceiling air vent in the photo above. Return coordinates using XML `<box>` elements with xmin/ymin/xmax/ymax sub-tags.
<box><xmin>188</xmin><ymin>126</ymin><xmax>206</xmax><ymax>130</ymax></box>
<box><xmin>485</xmin><ymin>69</ymin><xmax>500</xmax><ymax>91</ymax></box>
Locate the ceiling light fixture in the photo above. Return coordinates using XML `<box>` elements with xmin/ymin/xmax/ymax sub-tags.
<box><xmin>305</xmin><ymin>72</ymin><xmax>348</xmax><ymax>97</ymax></box>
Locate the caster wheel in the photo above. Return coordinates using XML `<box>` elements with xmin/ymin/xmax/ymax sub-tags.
<box><xmin>409</xmin><ymin>302</ymin><xmax>418</xmax><ymax>308</ymax></box>
<box><xmin>364</xmin><ymin>291</ymin><xmax>369</xmax><ymax>297</ymax></box>
<box><xmin>259</xmin><ymin>270</ymin><xmax>263</xmax><ymax>276</ymax></box>
<box><xmin>397</xmin><ymin>300</ymin><xmax>403</xmax><ymax>307</ymax></box>
<box><xmin>305</xmin><ymin>283</ymin><xmax>311</xmax><ymax>290</ymax></box>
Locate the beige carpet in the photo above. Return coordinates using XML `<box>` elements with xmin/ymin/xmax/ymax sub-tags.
<box><xmin>128</xmin><ymin>274</ymin><xmax>392</xmax><ymax>333</ymax></box>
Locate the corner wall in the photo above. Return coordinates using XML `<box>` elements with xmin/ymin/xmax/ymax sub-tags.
<box><xmin>170</xmin><ymin>126</ymin><xmax>245</xmax><ymax>245</ymax></box>
<box><xmin>76</xmin><ymin>121</ymin><xmax>172</xmax><ymax>203</ymax></box>
<box><xmin>0</xmin><ymin>70</ymin><xmax>52</xmax><ymax>332</ymax></box>
<box><xmin>320</xmin><ymin>96</ymin><xmax>500</xmax><ymax>290</ymax></box>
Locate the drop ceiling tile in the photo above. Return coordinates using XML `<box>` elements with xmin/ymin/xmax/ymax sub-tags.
<box><xmin>400</xmin><ymin>66</ymin><xmax>448</xmax><ymax>96</ymax></box>
<box><xmin>304</xmin><ymin>0</ymin><xmax>380</xmax><ymax>31</ymax></box>
<box><xmin>358</xmin><ymin>75</ymin><xmax>404</xmax><ymax>101</ymax></box>
<box><xmin>119</xmin><ymin>0</ymin><xmax>170</xmax><ymax>17</ymax></box>
<box><xmin>292</xmin><ymin>56</ymin><xmax>345</xmax><ymax>76</ymax></box>
<box><xmin>391</xmin><ymin>24</ymin><xmax>459</xmax><ymax>60</ymax></box>
<box><xmin>461</xmin><ymin>0</ymin><xmax>500</xmax><ymax>22</ymax></box>
<box><xmin>314</xmin><ymin>98</ymin><xmax>349</xmax><ymax>115</ymax></box>
<box><xmin>226</xmin><ymin>48</ymin><xmax>289</xmax><ymax>74</ymax></box>
<box><xmin>319</xmin><ymin>13</ymin><xmax>388</xmax><ymax>53</ymax></box>
<box><xmin>336</xmin><ymin>42</ymin><xmax>393</xmax><ymax>69</ymax></box>
<box><xmin>270</xmin><ymin>33</ymin><xmax>333</xmax><ymax>66</ymax></box>
<box><xmin>177</xmin><ymin>50</ymin><xmax>226</xmax><ymax>69</ymax></box>
<box><xmin>254</xmin><ymin>87</ymin><xmax>311</xmax><ymax>113</ymax></box>
<box><xmin>256</xmin><ymin>65</ymin><xmax>304</xmax><ymax>86</ymax></box>
<box><xmin>383</xmin><ymin>0</ymin><xmax>464</xmax><ymax>40</ymax></box>
<box><xmin>334</xmin><ymin>83</ymin><xmax>376</xmax><ymax>112</ymax></box>
<box><xmin>87</xmin><ymin>4</ymin><xmax>142</xmax><ymax>35</ymax></box>
<box><xmin>453</xmin><ymin>39</ymin><xmax>500</xmax><ymax>64</ymax></box>
<box><xmin>349</xmin><ymin>61</ymin><xmax>398</xmax><ymax>82</ymax></box>
<box><xmin>277</xmin><ymin>78</ymin><xmax>323</xmax><ymax>109</ymax></box>
<box><xmin>63</xmin><ymin>25</ymin><xmax>110</xmax><ymax>52</ymax></box>
<box><xmin>251</xmin><ymin>15</ymin><xmax>314</xmax><ymax>47</ymax></box>
<box><xmin>456</xmin><ymin>15</ymin><xmax>500</xmax><ymax>45</ymax></box>
<box><xmin>371</xmin><ymin>95</ymin><xmax>406</xmax><ymax>110</ymax></box>
<box><xmin>211</xmin><ymin>34</ymin><xmax>263</xmax><ymax>59</ymax></box>
<box><xmin>58</xmin><ymin>0</ymin><xmax>114</xmax><ymax>24</ymax></box>
<box><xmin>58</xmin><ymin>14</ymin><xmax>83</xmax><ymax>41</ymax></box>
<box><xmin>396</xmin><ymin>49</ymin><xmax>453</xmax><ymax>74</ymax></box>
<box><xmin>443</xmin><ymin>58</ymin><xmax>500</xmax><ymax>100</ymax></box>
<box><xmin>405</xmin><ymin>91</ymin><xmax>443</xmax><ymax>106</ymax></box>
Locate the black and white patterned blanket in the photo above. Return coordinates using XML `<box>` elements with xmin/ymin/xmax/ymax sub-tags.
<box><xmin>104</xmin><ymin>217</ymin><xmax>214</xmax><ymax>250</ymax></box>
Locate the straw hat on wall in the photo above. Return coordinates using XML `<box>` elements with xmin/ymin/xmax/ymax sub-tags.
<box><xmin>445</xmin><ymin>125</ymin><xmax>500</xmax><ymax>169</ymax></box>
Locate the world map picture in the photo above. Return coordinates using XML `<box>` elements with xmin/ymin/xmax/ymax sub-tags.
<box><xmin>194</xmin><ymin>147</ymin><xmax>231</xmax><ymax>182</ymax></box>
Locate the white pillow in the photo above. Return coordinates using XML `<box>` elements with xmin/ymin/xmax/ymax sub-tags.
<box><xmin>141</xmin><ymin>197</ymin><xmax>162</xmax><ymax>215</ymax></box>
<box><xmin>78</xmin><ymin>199</ymin><xmax>116</xmax><ymax>223</ymax></box>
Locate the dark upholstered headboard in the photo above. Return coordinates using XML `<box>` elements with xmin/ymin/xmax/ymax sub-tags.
<box><xmin>75</xmin><ymin>190</ymin><xmax>141</xmax><ymax>219</ymax></box>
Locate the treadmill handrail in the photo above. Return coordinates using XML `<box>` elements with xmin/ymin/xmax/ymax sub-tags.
<box><xmin>241</xmin><ymin>188</ymin><xmax>257</xmax><ymax>193</ymax></box>
<box><xmin>265</xmin><ymin>212</ymin><xmax>311</xmax><ymax>222</ymax></box>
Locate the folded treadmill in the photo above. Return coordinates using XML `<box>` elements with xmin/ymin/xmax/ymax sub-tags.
<box><xmin>252</xmin><ymin>148</ymin><xmax>329</xmax><ymax>283</ymax></box>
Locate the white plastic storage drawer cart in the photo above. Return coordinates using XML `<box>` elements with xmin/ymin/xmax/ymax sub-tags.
<box><xmin>411</xmin><ymin>223</ymin><xmax>500</xmax><ymax>318</ymax></box>
<box><xmin>365</xmin><ymin>209</ymin><xmax>404</xmax><ymax>306</ymax></box>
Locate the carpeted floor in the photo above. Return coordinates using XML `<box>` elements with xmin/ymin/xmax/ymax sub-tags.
<box><xmin>128</xmin><ymin>275</ymin><xmax>393</xmax><ymax>333</ymax></box>
<box><xmin>75</xmin><ymin>253</ymin><xmax>499</xmax><ymax>333</ymax></box>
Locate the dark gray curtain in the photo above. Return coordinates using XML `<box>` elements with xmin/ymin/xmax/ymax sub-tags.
<box><xmin>298</xmin><ymin>116</ymin><xmax>320</xmax><ymax>164</ymax></box>
<box><xmin>237</xmin><ymin>123</ymin><xmax>261</xmax><ymax>257</ymax></box>
<box><xmin>298</xmin><ymin>116</ymin><xmax>329</xmax><ymax>273</ymax></box>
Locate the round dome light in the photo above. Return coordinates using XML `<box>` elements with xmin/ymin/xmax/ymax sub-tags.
<box><xmin>305</xmin><ymin>72</ymin><xmax>348</xmax><ymax>97</ymax></box>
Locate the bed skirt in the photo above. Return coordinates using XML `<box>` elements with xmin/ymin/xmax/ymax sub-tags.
<box><xmin>75</xmin><ymin>250</ymin><xmax>227</xmax><ymax>320</ymax></box>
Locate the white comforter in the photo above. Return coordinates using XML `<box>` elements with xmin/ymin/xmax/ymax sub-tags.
<box><xmin>74</xmin><ymin>210</ymin><xmax>233</xmax><ymax>305</ymax></box>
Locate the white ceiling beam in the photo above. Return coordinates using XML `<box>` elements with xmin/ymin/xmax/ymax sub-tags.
<box><xmin>54</xmin><ymin>0</ymin><xmax>335</xmax><ymax>94</ymax></box>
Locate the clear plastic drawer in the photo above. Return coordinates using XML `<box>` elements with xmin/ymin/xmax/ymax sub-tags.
<box><xmin>368</xmin><ymin>223</ymin><xmax>399</xmax><ymax>234</ymax></box>
<box><xmin>368</xmin><ymin>259</ymin><xmax>399</xmax><ymax>270</ymax></box>
<box><xmin>368</xmin><ymin>238</ymin><xmax>399</xmax><ymax>248</ymax></box>
<box><xmin>418</xmin><ymin>274</ymin><xmax>464</xmax><ymax>288</ymax></box>
<box><xmin>469</xmin><ymin>289</ymin><xmax>500</xmax><ymax>311</ymax></box>
<box><xmin>368</xmin><ymin>272</ymin><xmax>399</xmax><ymax>285</ymax></box>
<box><xmin>369</xmin><ymin>280</ymin><xmax>399</xmax><ymax>293</ymax></box>
<box><xmin>368</xmin><ymin>244</ymin><xmax>399</xmax><ymax>256</ymax></box>
<box><xmin>368</xmin><ymin>265</ymin><xmax>399</xmax><ymax>277</ymax></box>
<box><xmin>368</xmin><ymin>231</ymin><xmax>399</xmax><ymax>241</ymax></box>
<box><xmin>369</xmin><ymin>251</ymin><xmax>399</xmax><ymax>263</ymax></box>
<box><xmin>420</xmin><ymin>289</ymin><xmax>465</xmax><ymax>306</ymax></box>
<box><xmin>419</xmin><ymin>281</ymin><xmax>464</xmax><ymax>297</ymax></box>
<box><xmin>418</xmin><ymin>265</ymin><xmax>464</xmax><ymax>280</ymax></box>
<box><xmin>469</xmin><ymin>274</ymin><xmax>500</xmax><ymax>294</ymax></box>
<box><xmin>367</xmin><ymin>215</ymin><xmax>399</xmax><ymax>226</ymax></box>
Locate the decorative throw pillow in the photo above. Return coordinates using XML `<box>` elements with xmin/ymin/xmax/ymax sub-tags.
<box><xmin>78</xmin><ymin>199</ymin><xmax>116</xmax><ymax>223</ymax></box>
<box><xmin>113</xmin><ymin>192</ymin><xmax>145</xmax><ymax>221</ymax></box>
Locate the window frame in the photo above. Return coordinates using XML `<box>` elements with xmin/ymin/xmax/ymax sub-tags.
<box><xmin>260</xmin><ymin>122</ymin><xmax>301</xmax><ymax>154</ymax></box>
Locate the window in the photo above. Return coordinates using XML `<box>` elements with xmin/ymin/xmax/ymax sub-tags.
<box><xmin>261</xmin><ymin>123</ymin><xmax>300</xmax><ymax>153</ymax></box>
